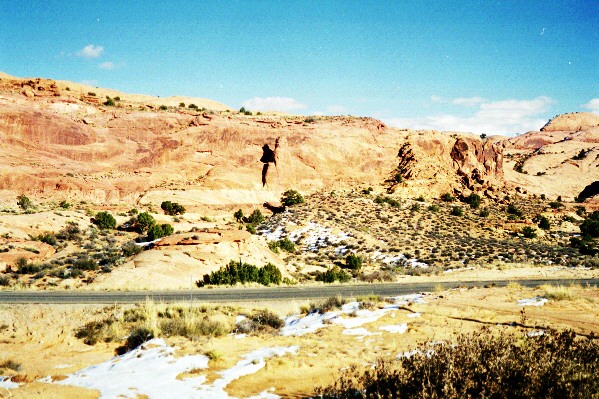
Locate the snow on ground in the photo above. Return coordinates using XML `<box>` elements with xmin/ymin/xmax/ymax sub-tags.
<box><xmin>342</xmin><ymin>328</ymin><xmax>381</xmax><ymax>338</ymax></box>
<box><xmin>261</xmin><ymin>220</ymin><xmax>351</xmax><ymax>252</ymax></box>
<box><xmin>527</xmin><ymin>330</ymin><xmax>545</xmax><ymax>337</ymax></box>
<box><xmin>281</xmin><ymin>295</ymin><xmax>426</xmax><ymax>337</ymax></box>
<box><xmin>518</xmin><ymin>297</ymin><xmax>548</xmax><ymax>306</ymax></box>
<box><xmin>371</xmin><ymin>251</ymin><xmax>428</xmax><ymax>268</ymax></box>
<box><xmin>43</xmin><ymin>338</ymin><xmax>298</xmax><ymax>399</ymax></box>
<box><xmin>379</xmin><ymin>324</ymin><xmax>408</xmax><ymax>334</ymax></box>
<box><xmin>0</xmin><ymin>376</ymin><xmax>18</xmax><ymax>389</ymax></box>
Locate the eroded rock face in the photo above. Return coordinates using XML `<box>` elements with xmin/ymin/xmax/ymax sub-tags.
<box><xmin>394</xmin><ymin>132</ymin><xmax>504</xmax><ymax>196</ymax></box>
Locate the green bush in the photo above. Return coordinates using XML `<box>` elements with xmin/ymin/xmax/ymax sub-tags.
<box><xmin>465</xmin><ymin>193</ymin><xmax>481</xmax><ymax>208</ymax></box>
<box><xmin>0</xmin><ymin>275</ymin><xmax>10</xmax><ymax>286</ymax></box>
<box><xmin>315</xmin><ymin>266</ymin><xmax>351</xmax><ymax>283</ymax></box>
<box><xmin>57</xmin><ymin>221</ymin><xmax>81</xmax><ymax>241</ymax></box>
<box><xmin>188</xmin><ymin>103</ymin><xmax>198</xmax><ymax>109</ymax></box>
<box><xmin>374</xmin><ymin>196</ymin><xmax>400</xmax><ymax>207</ymax></box>
<box><xmin>428</xmin><ymin>204</ymin><xmax>440</xmax><ymax>212</ymax></box>
<box><xmin>35</xmin><ymin>232</ymin><xmax>58</xmax><ymax>246</ymax></box>
<box><xmin>59</xmin><ymin>200</ymin><xmax>71</xmax><ymax>209</ymax></box>
<box><xmin>234</xmin><ymin>209</ymin><xmax>244</xmax><ymax>222</ymax></box>
<box><xmin>538</xmin><ymin>215</ymin><xmax>550</xmax><ymax>230</ymax></box>
<box><xmin>440</xmin><ymin>193</ymin><xmax>454</xmax><ymax>202</ymax></box>
<box><xmin>122</xmin><ymin>241</ymin><xmax>143</xmax><ymax>257</ymax></box>
<box><xmin>93</xmin><ymin>212</ymin><xmax>116</xmax><ymax>229</ymax></box>
<box><xmin>344</xmin><ymin>254</ymin><xmax>363</xmax><ymax>270</ymax></box>
<box><xmin>278</xmin><ymin>237</ymin><xmax>295</xmax><ymax>252</ymax></box>
<box><xmin>136</xmin><ymin>212</ymin><xmax>155</xmax><ymax>232</ymax></box>
<box><xmin>245</xmin><ymin>209</ymin><xmax>264</xmax><ymax>226</ymax></box>
<box><xmin>104</xmin><ymin>97</ymin><xmax>115</xmax><ymax>106</ymax></box>
<box><xmin>318</xmin><ymin>328</ymin><xmax>599</xmax><ymax>399</ymax></box>
<box><xmin>281</xmin><ymin>190</ymin><xmax>305</xmax><ymax>207</ymax></box>
<box><xmin>17</xmin><ymin>194</ymin><xmax>32</xmax><ymax>210</ymax></box>
<box><xmin>161</xmin><ymin>201</ymin><xmax>186</xmax><ymax>216</ymax></box>
<box><xmin>507</xmin><ymin>203</ymin><xmax>524</xmax><ymax>218</ymax></box>
<box><xmin>147</xmin><ymin>224</ymin><xmax>174</xmax><ymax>241</ymax></box>
<box><xmin>549</xmin><ymin>201</ymin><xmax>564</xmax><ymax>209</ymax></box>
<box><xmin>450</xmin><ymin>206</ymin><xmax>463</xmax><ymax>217</ymax></box>
<box><xmin>521</xmin><ymin>226</ymin><xmax>537</xmax><ymax>239</ymax></box>
<box><xmin>479</xmin><ymin>208</ymin><xmax>490</xmax><ymax>217</ymax></box>
<box><xmin>159</xmin><ymin>105</ymin><xmax>168</xmax><ymax>111</ymax></box>
<box><xmin>197</xmin><ymin>260</ymin><xmax>282</xmax><ymax>287</ymax></box>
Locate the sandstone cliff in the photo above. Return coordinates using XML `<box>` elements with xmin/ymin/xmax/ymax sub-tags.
<box><xmin>0</xmin><ymin>73</ymin><xmax>506</xmax><ymax>207</ymax></box>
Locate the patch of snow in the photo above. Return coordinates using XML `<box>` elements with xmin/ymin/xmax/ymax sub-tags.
<box><xmin>234</xmin><ymin>334</ymin><xmax>246</xmax><ymax>339</ymax></box>
<box><xmin>379</xmin><ymin>324</ymin><xmax>408</xmax><ymax>334</ymax></box>
<box><xmin>342</xmin><ymin>328</ymin><xmax>380</xmax><ymax>338</ymax></box>
<box><xmin>397</xmin><ymin>349</ymin><xmax>420</xmax><ymax>359</ymax></box>
<box><xmin>282</xmin><ymin>294</ymin><xmax>428</xmax><ymax>337</ymax></box>
<box><xmin>517</xmin><ymin>297</ymin><xmax>548</xmax><ymax>306</ymax></box>
<box><xmin>46</xmin><ymin>338</ymin><xmax>298</xmax><ymax>399</ymax></box>
<box><xmin>0</xmin><ymin>376</ymin><xmax>18</xmax><ymax>389</ymax></box>
<box><xmin>54</xmin><ymin>364</ymin><xmax>74</xmax><ymax>369</ymax></box>
<box><xmin>407</xmin><ymin>313</ymin><xmax>421</xmax><ymax>318</ymax></box>
<box><xmin>527</xmin><ymin>330</ymin><xmax>545</xmax><ymax>337</ymax></box>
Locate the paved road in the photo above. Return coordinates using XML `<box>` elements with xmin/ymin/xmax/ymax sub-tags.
<box><xmin>1</xmin><ymin>278</ymin><xmax>597</xmax><ymax>304</ymax></box>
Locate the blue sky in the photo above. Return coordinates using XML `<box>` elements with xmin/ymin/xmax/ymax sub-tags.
<box><xmin>1</xmin><ymin>0</ymin><xmax>597</xmax><ymax>135</ymax></box>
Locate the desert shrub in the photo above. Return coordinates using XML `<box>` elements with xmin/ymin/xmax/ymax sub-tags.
<box><xmin>465</xmin><ymin>193</ymin><xmax>481</xmax><ymax>208</ymax></box>
<box><xmin>507</xmin><ymin>203</ymin><xmax>524</xmax><ymax>218</ymax></box>
<box><xmin>538</xmin><ymin>215</ymin><xmax>551</xmax><ymax>230</ymax></box>
<box><xmin>93</xmin><ymin>211</ymin><xmax>116</xmax><ymax>229</ymax></box>
<box><xmin>549</xmin><ymin>201</ymin><xmax>564</xmax><ymax>209</ymax></box>
<box><xmin>59</xmin><ymin>200</ymin><xmax>71</xmax><ymax>209</ymax></box>
<box><xmin>236</xmin><ymin>309</ymin><xmax>284</xmax><ymax>334</ymax></box>
<box><xmin>57</xmin><ymin>221</ymin><xmax>81</xmax><ymax>241</ymax></box>
<box><xmin>136</xmin><ymin>212</ymin><xmax>155</xmax><ymax>232</ymax></box>
<box><xmin>440</xmin><ymin>192</ymin><xmax>454</xmax><ymax>202</ymax></box>
<box><xmin>161</xmin><ymin>201</ymin><xmax>185</xmax><ymax>215</ymax></box>
<box><xmin>479</xmin><ymin>208</ymin><xmax>490</xmax><ymax>217</ymax></box>
<box><xmin>374</xmin><ymin>196</ymin><xmax>400</xmax><ymax>207</ymax></box>
<box><xmin>521</xmin><ymin>226</ymin><xmax>537</xmax><ymax>239</ymax></box>
<box><xmin>428</xmin><ymin>204</ymin><xmax>440</xmax><ymax>212</ymax></box>
<box><xmin>159</xmin><ymin>105</ymin><xmax>168</xmax><ymax>111</ymax></box>
<box><xmin>305</xmin><ymin>295</ymin><xmax>347</xmax><ymax>314</ymax></box>
<box><xmin>115</xmin><ymin>327</ymin><xmax>154</xmax><ymax>355</ymax></box>
<box><xmin>318</xmin><ymin>328</ymin><xmax>599</xmax><ymax>399</ymax></box>
<box><xmin>75</xmin><ymin>319</ymin><xmax>115</xmax><ymax>345</ymax></box>
<box><xmin>580</xmin><ymin>211</ymin><xmax>599</xmax><ymax>237</ymax></box>
<box><xmin>233</xmin><ymin>209</ymin><xmax>244</xmax><ymax>222</ymax></box>
<box><xmin>409</xmin><ymin>203</ymin><xmax>420</xmax><ymax>212</ymax></box>
<box><xmin>17</xmin><ymin>194</ymin><xmax>31</xmax><ymax>210</ymax></box>
<box><xmin>103</xmin><ymin>97</ymin><xmax>115</xmax><ymax>106</ymax></box>
<box><xmin>188</xmin><ymin>103</ymin><xmax>197</xmax><ymax>109</ymax></box>
<box><xmin>450</xmin><ymin>206</ymin><xmax>463</xmax><ymax>217</ymax></box>
<box><xmin>122</xmin><ymin>241</ymin><xmax>143</xmax><ymax>257</ymax></box>
<box><xmin>0</xmin><ymin>359</ymin><xmax>22</xmax><ymax>372</ymax></box>
<box><xmin>269</xmin><ymin>238</ymin><xmax>295</xmax><ymax>253</ymax></box>
<box><xmin>315</xmin><ymin>266</ymin><xmax>351</xmax><ymax>283</ymax></box>
<box><xmin>576</xmin><ymin>206</ymin><xmax>587</xmax><ymax>217</ymax></box>
<box><xmin>87</xmin><ymin>92</ymin><xmax>96</xmax><ymax>96</ymax></box>
<box><xmin>35</xmin><ymin>232</ymin><xmax>58</xmax><ymax>246</ymax></box>
<box><xmin>344</xmin><ymin>254</ymin><xmax>363</xmax><ymax>270</ymax></box>
<box><xmin>245</xmin><ymin>209</ymin><xmax>264</xmax><ymax>226</ymax></box>
<box><xmin>197</xmin><ymin>260</ymin><xmax>282</xmax><ymax>287</ymax></box>
<box><xmin>73</xmin><ymin>256</ymin><xmax>98</xmax><ymax>271</ymax></box>
<box><xmin>246</xmin><ymin>224</ymin><xmax>256</xmax><ymax>234</ymax></box>
<box><xmin>281</xmin><ymin>190</ymin><xmax>305</xmax><ymax>207</ymax></box>
<box><xmin>0</xmin><ymin>275</ymin><xmax>10</xmax><ymax>286</ymax></box>
<box><xmin>147</xmin><ymin>223</ymin><xmax>174</xmax><ymax>240</ymax></box>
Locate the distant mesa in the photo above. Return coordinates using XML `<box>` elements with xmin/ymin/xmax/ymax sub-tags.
<box><xmin>541</xmin><ymin>112</ymin><xmax>599</xmax><ymax>132</ymax></box>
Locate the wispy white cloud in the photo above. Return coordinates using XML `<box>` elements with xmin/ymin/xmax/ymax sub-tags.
<box><xmin>77</xmin><ymin>44</ymin><xmax>104</xmax><ymax>59</ymax></box>
<box><xmin>385</xmin><ymin>96</ymin><xmax>553</xmax><ymax>136</ymax></box>
<box><xmin>98</xmin><ymin>61</ymin><xmax>124</xmax><ymax>70</ymax></box>
<box><xmin>582</xmin><ymin>98</ymin><xmax>599</xmax><ymax>115</ymax></box>
<box><xmin>242</xmin><ymin>97</ymin><xmax>306</xmax><ymax>112</ymax></box>
<box><xmin>452</xmin><ymin>96</ymin><xmax>487</xmax><ymax>107</ymax></box>
<box><xmin>430</xmin><ymin>95</ymin><xmax>443</xmax><ymax>103</ymax></box>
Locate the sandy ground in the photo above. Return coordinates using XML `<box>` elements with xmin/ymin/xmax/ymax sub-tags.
<box><xmin>0</xmin><ymin>284</ymin><xmax>597</xmax><ymax>398</ymax></box>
